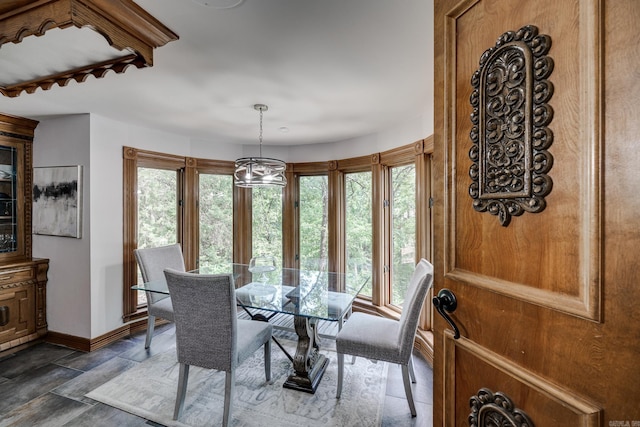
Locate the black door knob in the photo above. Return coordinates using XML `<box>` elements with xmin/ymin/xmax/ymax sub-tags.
<box><xmin>432</xmin><ymin>288</ymin><xmax>460</xmax><ymax>339</ymax></box>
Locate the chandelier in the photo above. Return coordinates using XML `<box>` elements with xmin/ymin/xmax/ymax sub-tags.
<box><xmin>234</xmin><ymin>104</ymin><xmax>287</xmax><ymax>188</ymax></box>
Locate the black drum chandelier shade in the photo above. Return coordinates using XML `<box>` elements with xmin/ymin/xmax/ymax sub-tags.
<box><xmin>234</xmin><ymin>104</ymin><xmax>287</xmax><ymax>188</ymax></box>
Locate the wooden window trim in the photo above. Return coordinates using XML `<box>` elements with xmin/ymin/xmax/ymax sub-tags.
<box><xmin>122</xmin><ymin>147</ymin><xmax>186</xmax><ymax>322</ymax></box>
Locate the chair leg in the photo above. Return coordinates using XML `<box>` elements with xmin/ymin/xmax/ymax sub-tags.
<box><xmin>408</xmin><ymin>354</ymin><xmax>416</xmax><ymax>383</ymax></box>
<box><xmin>336</xmin><ymin>352</ymin><xmax>344</xmax><ymax>398</ymax></box>
<box><xmin>173</xmin><ymin>364</ymin><xmax>190</xmax><ymax>420</ymax></box>
<box><xmin>337</xmin><ymin>317</ymin><xmax>356</xmax><ymax>364</ymax></box>
<box><xmin>401</xmin><ymin>364</ymin><xmax>417</xmax><ymax>417</ymax></box>
<box><xmin>145</xmin><ymin>315</ymin><xmax>156</xmax><ymax>349</ymax></box>
<box><xmin>264</xmin><ymin>339</ymin><xmax>272</xmax><ymax>381</ymax></box>
<box><xmin>223</xmin><ymin>371</ymin><xmax>236</xmax><ymax>427</ymax></box>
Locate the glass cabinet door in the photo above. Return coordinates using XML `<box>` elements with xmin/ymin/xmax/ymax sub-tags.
<box><xmin>0</xmin><ymin>145</ymin><xmax>17</xmax><ymax>254</ymax></box>
<box><xmin>0</xmin><ymin>113</ymin><xmax>36</xmax><ymax>262</ymax></box>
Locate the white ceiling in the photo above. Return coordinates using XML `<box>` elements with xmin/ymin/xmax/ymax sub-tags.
<box><xmin>0</xmin><ymin>0</ymin><xmax>434</xmax><ymax>146</ymax></box>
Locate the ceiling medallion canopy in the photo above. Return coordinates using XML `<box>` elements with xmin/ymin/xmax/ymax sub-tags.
<box><xmin>191</xmin><ymin>0</ymin><xmax>244</xmax><ymax>9</ymax></box>
<box><xmin>0</xmin><ymin>0</ymin><xmax>178</xmax><ymax>97</ymax></box>
<box><xmin>234</xmin><ymin>104</ymin><xmax>287</xmax><ymax>188</ymax></box>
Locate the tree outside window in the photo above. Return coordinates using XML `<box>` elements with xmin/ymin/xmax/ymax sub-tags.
<box><xmin>252</xmin><ymin>186</ymin><xmax>283</xmax><ymax>265</ymax></box>
<box><xmin>345</xmin><ymin>171</ymin><xmax>372</xmax><ymax>297</ymax></box>
<box><xmin>198</xmin><ymin>173</ymin><xmax>233</xmax><ymax>272</ymax></box>
<box><xmin>390</xmin><ymin>164</ymin><xmax>416</xmax><ymax>306</ymax></box>
<box><xmin>299</xmin><ymin>175</ymin><xmax>328</xmax><ymax>273</ymax></box>
<box><xmin>136</xmin><ymin>167</ymin><xmax>179</xmax><ymax>306</ymax></box>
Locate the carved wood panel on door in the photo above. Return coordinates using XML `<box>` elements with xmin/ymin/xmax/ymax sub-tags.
<box><xmin>433</xmin><ymin>0</ymin><xmax>640</xmax><ymax>424</ymax></box>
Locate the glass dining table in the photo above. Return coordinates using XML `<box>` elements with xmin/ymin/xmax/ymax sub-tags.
<box><xmin>132</xmin><ymin>263</ymin><xmax>369</xmax><ymax>394</ymax></box>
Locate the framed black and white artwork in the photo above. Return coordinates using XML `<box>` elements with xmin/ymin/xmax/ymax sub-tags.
<box><xmin>33</xmin><ymin>165</ymin><xmax>83</xmax><ymax>238</ymax></box>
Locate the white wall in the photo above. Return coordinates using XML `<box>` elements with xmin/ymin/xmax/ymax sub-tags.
<box><xmin>32</xmin><ymin>115</ymin><xmax>92</xmax><ymax>338</ymax></box>
<box><xmin>32</xmin><ymin>114</ymin><xmax>202</xmax><ymax>338</ymax></box>
<box><xmin>33</xmin><ymin>111</ymin><xmax>431</xmax><ymax>339</ymax></box>
<box><xmin>280</xmin><ymin>111</ymin><xmax>433</xmax><ymax>163</ymax></box>
<box><xmin>190</xmin><ymin>110</ymin><xmax>432</xmax><ymax>164</ymax></box>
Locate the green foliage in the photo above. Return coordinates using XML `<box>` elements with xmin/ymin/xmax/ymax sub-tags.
<box><xmin>345</xmin><ymin>171</ymin><xmax>373</xmax><ymax>296</ymax></box>
<box><xmin>199</xmin><ymin>174</ymin><xmax>233</xmax><ymax>272</ymax></box>
<box><xmin>137</xmin><ymin>167</ymin><xmax>178</xmax><ymax>249</ymax></box>
<box><xmin>391</xmin><ymin>164</ymin><xmax>416</xmax><ymax>306</ymax></box>
<box><xmin>252</xmin><ymin>186</ymin><xmax>283</xmax><ymax>263</ymax></box>
<box><xmin>299</xmin><ymin>175</ymin><xmax>328</xmax><ymax>272</ymax></box>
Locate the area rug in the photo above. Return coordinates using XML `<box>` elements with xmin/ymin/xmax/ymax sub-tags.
<box><xmin>86</xmin><ymin>343</ymin><xmax>388</xmax><ymax>427</ymax></box>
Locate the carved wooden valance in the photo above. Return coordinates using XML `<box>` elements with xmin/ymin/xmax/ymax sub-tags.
<box><xmin>0</xmin><ymin>0</ymin><xmax>178</xmax><ymax>97</ymax></box>
<box><xmin>468</xmin><ymin>25</ymin><xmax>554</xmax><ymax>226</ymax></box>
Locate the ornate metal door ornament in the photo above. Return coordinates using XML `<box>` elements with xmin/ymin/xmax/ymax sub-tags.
<box><xmin>469</xmin><ymin>388</ymin><xmax>534</xmax><ymax>427</ymax></box>
<box><xmin>469</xmin><ymin>25</ymin><xmax>554</xmax><ymax>226</ymax></box>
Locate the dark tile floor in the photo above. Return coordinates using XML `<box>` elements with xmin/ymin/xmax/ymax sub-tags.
<box><xmin>0</xmin><ymin>324</ymin><xmax>433</xmax><ymax>427</ymax></box>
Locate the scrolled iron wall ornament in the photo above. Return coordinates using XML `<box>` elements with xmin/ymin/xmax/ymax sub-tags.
<box><xmin>469</xmin><ymin>388</ymin><xmax>534</xmax><ymax>427</ymax></box>
<box><xmin>469</xmin><ymin>25</ymin><xmax>554</xmax><ymax>226</ymax></box>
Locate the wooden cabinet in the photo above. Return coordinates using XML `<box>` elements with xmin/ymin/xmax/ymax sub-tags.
<box><xmin>0</xmin><ymin>259</ymin><xmax>49</xmax><ymax>352</ymax></box>
<box><xmin>0</xmin><ymin>113</ymin><xmax>49</xmax><ymax>353</ymax></box>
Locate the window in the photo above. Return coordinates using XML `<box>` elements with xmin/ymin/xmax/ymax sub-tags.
<box><xmin>299</xmin><ymin>175</ymin><xmax>328</xmax><ymax>272</ymax></box>
<box><xmin>252</xmin><ymin>186</ymin><xmax>283</xmax><ymax>264</ymax></box>
<box><xmin>198</xmin><ymin>173</ymin><xmax>233</xmax><ymax>272</ymax></box>
<box><xmin>136</xmin><ymin>167</ymin><xmax>180</xmax><ymax>305</ymax></box>
<box><xmin>137</xmin><ymin>167</ymin><xmax>179</xmax><ymax>250</ymax></box>
<box><xmin>373</xmin><ymin>143</ymin><xmax>430</xmax><ymax>316</ymax></box>
<box><xmin>389</xmin><ymin>164</ymin><xmax>416</xmax><ymax>306</ymax></box>
<box><xmin>345</xmin><ymin>170</ymin><xmax>372</xmax><ymax>297</ymax></box>
<box><xmin>123</xmin><ymin>140</ymin><xmax>433</xmax><ymax>343</ymax></box>
<box><xmin>123</xmin><ymin>149</ymin><xmax>185</xmax><ymax>321</ymax></box>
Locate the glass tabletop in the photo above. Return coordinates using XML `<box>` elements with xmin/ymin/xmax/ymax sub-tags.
<box><xmin>132</xmin><ymin>263</ymin><xmax>369</xmax><ymax>323</ymax></box>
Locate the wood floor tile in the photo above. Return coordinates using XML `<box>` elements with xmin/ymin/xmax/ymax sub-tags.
<box><xmin>0</xmin><ymin>364</ymin><xmax>81</xmax><ymax>414</ymax></box>
<box><xmin>60</xmin><ymin>402</ymin><xmax>149</xmax><ymax>427</ymax></box>
<box><xmin>53</xmin><ymin>357</ymin><xmax>139</xmax><ymax>402</ymax></box>
<box><xmin>93</xmin><ymin>337</ymin><xmax>139</xmax><ymax>355</ymax></box>
<box><xmin>117</xmin><ymin>330</ymin><xmax>177</xmax><ymax>363</ymax></box>
<box><xmin>0</xmin><ymin>392</ymin><xmax>91</xmax><ymax>427</ymax></box>
<box><xmin>0</xmin><ymin>344</ymin><xmax>76</xmax><ymax>379</ymax></box>
<box><xmin>54</xmin><ymin>347</ymin><xmax>127</xmax><ymax>372</ymax></box>
<box><xmin>381</xmin><ymin>395</ymin><xmax>433</xmax><ymax>427</ymax></box>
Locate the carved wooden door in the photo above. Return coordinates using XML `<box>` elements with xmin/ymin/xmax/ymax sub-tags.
<box><xmin>433</xmin><ymin>0</ymin><xmax>640</xmax><ymax>425</ymax></box>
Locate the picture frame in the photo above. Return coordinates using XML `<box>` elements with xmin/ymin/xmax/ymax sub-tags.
<box><xmin>33</xmin><ymin>165</ymin><xmax>83</xmax><ymax>238</ymax></box>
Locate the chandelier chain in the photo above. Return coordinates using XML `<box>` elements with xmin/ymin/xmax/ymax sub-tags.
<box><xmin>258</xmin><ymin>107</ymin><xmax>263</xmax><ymax>157</ymax></box>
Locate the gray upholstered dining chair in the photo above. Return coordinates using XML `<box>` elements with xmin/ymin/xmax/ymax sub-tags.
<box><xmin>133</xmin><ymin>243</ymin><xmax>185</xmax><ymax>349</ymax></box>
<box><xmin>164</xmin><ymin>268</ymin><xmax>273</xmax><ymax>427</ymax></box>
<box><xmin>335</xmin><ymin>258</ymin><xmax>434</xmax><ymax>417</ymax></box>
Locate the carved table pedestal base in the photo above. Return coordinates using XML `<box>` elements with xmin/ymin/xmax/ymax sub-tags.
<box><xmin>283</xmin><ymin>315</ymin><xmax>329</xmax><ymax>394</ymax></box>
